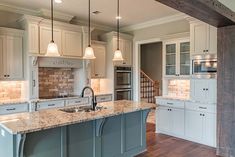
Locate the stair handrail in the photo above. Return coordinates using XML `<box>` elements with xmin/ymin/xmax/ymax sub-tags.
<box><xmin>140</xmin><ymin>70</ymin><xmax>155</xmax><ymax>83</ymax></box>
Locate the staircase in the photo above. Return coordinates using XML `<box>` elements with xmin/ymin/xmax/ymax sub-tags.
<box><xmin>140</xmin><ymin>70</ymin><xmax>160</xmax><ymax>103</ymax></box>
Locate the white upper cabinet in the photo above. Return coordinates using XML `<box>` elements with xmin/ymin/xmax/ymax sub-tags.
<box><xmin>190</xmin><ymin>79</ymin><xmax>217</xmax><ymax>103</ymax></box>
<box><xmin>190</xmin><ymin>21</ymin><xmax>217</xmax><ymax>55</ymax></box>
<box><xmin>0</xmin><ymin>28</ymin><xmax>24</xmax><ymax>80</ymax></box>
<box><xmin>91</xmin><ymin>41</ymin><xmax>106</xmax><ymax>78</ymax></box>
<box><xmin>28</xmin><ymin>24</ymin><xmax>39</xmax><ymax>54</ymax></box>
<box><xmin>62</xmin><ymin>30</ymin><xmax>83</xmax><ymax>57</ymax></box>
<box><xmin>39</xmin><ymin>26</ymin><xmax>62</xmax><ymax>55</ymax></box>
<box><xmin>163</xmin><ymin>38</ymin><xmax>190</xmax><ymax>78</ymax></box>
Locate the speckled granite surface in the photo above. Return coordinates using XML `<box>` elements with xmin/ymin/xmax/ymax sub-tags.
<box><xmin>0</xmin><ymin>100</ymin><xmax>156</xmax><ymax>135</ymax></box>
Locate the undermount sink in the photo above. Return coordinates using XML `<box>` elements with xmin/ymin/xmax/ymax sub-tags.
<box><xmin>60</xmin><ymin>106</ymin><xmax>107</xmax><ymax>113</ymax></box>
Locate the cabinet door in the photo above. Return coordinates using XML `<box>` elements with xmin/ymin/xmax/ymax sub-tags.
<box><xmin>0</xmin><ymin>35</ymin><xmax>5</xmax><ymax>79</ymax></box>
<box><xmin>179</xmin><ymin>41</ymin><xmax>190</xmax><ymax>75</ymax></box>
<box><xmin>91</xmin><ymin>44</ymin><xmax>106</xmax><ymax>78</ymax></box>
<box><xmin>203</xmin><ymin>112</ymin><xmax>216</xmax><ymax>147</ymax></box>
<box><xmin>205</xmin><ymin>79</ymin><xmax>217</xmax><ymax>103</ymax></box>
<box><xmin>62</xmin><ymin>30</ymin><xmax>83</xmax><ymax>57</ymax></box>
<box><xmin>39</xmin><ymin>26</ymin><xmax>62</xmax><ymax>55</ymax></box>
<box><xmin>122</xmin><ymin>39</ymin><xmax>132</xmax><ymax>66</ymax></box>
<box><xmin>185</xmin><ymin>110</ymin><xmax>203</xmax><ymax>141</ymax></box>
<box><xmin>157</xmin><ymin>107</ymin><xmax>171</xmax><ymax>133</ymax></box>
<box><xmin>165</xmin><ymin>42</ymin><xmax>177</xmax><ymax>76</ymax></box>
<box><xmin>6</xmin><ymin>36</ymin><xmax>23</xmax><ymax>79</ymax></box>
<box><xmin>28</xmin><ymin>24</ymin><xmax>39</xmax><ymax>54</ymax></box>
<box><xmin>208</xmin><ymin>25</ymin><xmax>217</xmax><ymax>54</ymax></box>
<box><xmin>192</xmin><ymin>23</ymin><xmax>208</xmax><ymax>55</ymax></box>
<box><xmin>191</xmin><ymin>79</ymin><xmax>206</xmax><ymax>101</ymax></box>
<box><xmin>171</xmin><ymin>108</ymin><xmax>185</xmax><ymax>137</ymax></box>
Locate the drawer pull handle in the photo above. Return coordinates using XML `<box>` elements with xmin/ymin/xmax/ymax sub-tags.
<box><xmin>6</xmin><ymin>108</ymin><xmax>16</xmax><ymax>111</ymax></box>
<box><xmin>75</xmin><ymin>101</ymin><xmax>81</xmax><ymax>103</ymax></box>
<box><xmin>48</xmin><ymin>104</ymin><xmax>55</xmax><ymax>107</ymax></box>
<box><xmin>199</xmin><ymin>107</ymin><xmax>207</xmax><ymax>109</ymax></box>
<box><xmin>167</xmin><ymin>103</ymin><xmax>173</xmax><ymax>105</ymax></box>
<box><xmin>100</xmin><ymin>98</ymin><xmax>106</xmax><ymax>100</ymax></box>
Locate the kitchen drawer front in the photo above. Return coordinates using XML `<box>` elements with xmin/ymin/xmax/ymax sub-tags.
<box><xmin>0</xmin><ymin>103</ymin><xmax>29</xmax><ymax>115</ymax></box>
<box><xmin>96</xmin><ymin>94</ymin><xmax>112</xmax><ymax>103</ymax></box>
<box><xmin>65</xmin><ymin>97</ymin><xmax>89</xmax><ymax>106</ymax></box>
<box><xmin>36</xmin><ymin>100</ymin><xmax>65</xmax><ymax>111</ymax></box>
<box><xmin>185</xmin><ymin>102</ymin><xmax>216</xmax><ymax>113</ymax></box>
<box><xmin>156</xmin><ymin>99</ymin><xmax>185</xmax><ymax>109</ymax></box>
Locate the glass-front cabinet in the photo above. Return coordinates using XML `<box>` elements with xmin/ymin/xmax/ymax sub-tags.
<box><xmin>164</xmin><ymin>38</ymin><xmax>190</xmax><ymax>77</ymax></box>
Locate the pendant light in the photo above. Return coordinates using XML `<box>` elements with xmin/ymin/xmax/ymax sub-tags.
<box><xmin>113</xmin><ymin>0</ymin><xmax>123</xmax><ymax>61</ymax></box>
<box><xmin>46</xmin><ymin>0</ymin><xmax>60</xmax><ymax>56</ymax></box>
<box><xmin>83</xmin><ymin>0</ymin><xmax>96</xmax><ymax>59</ymax></box>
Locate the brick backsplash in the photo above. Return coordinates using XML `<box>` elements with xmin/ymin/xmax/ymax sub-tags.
<box><xmin>39</xmin><ymin>68</ymin><xmax>75</xmax><ymax>98</ymax></box>
<box><xmin>0</xmin><ymin>81</ymin><xmax>22</xmax><ymax>100</ymax></box>
<box><xmin>167</xmin><ymin>80</ymin><xmax>190</xmax><ymax>98</ymax></box>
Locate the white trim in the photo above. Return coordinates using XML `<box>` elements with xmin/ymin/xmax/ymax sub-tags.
<box><xmin>133</xmin><ymin>38</ymin><xmax>161</xmax><ymax>101</ymax></box>
<box><xmin>121</xmin><ymin>13</ymin><xmax>187</xmax><ymax>32</ymax></box>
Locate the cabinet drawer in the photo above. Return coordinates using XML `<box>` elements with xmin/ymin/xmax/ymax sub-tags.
<box><xmin>156</xmin><ymin>99</ymin><xmax>185</xmax><ymax>109</ymax></box>
<box><xmin>96</xmin><ymin>94</ymin><xmax>112</xmax><ymax>103</ymax></box>
<box><xmin>65</xmin><ymin>97</ymin><xmax>89</xmax><ymax>106</ymax></box>
<box><xmin>185</xmin><ymin>102</ymin><xmax>216</xmax><ymax>113</ymax></box>
<box><xmin>36</xmin><ymin>100</ymin><xmax>64</xmax><ymax>111</ymax></box>
<box><xmin>0</xmin><ymin>103</ymin><xmax>29</xmax><ymax>115</ymax></box>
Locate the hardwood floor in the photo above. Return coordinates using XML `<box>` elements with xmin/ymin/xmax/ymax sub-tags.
<box><xmin>136</xmin><ymin>123</ymin><xmax>220</xmax><ymax>157</ymax></box>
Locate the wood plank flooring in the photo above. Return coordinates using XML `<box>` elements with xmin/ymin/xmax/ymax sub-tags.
<box><xmin>136</xmin><ymin>123</ymin><xmax>220</xmax><ymax>157</ymax></box>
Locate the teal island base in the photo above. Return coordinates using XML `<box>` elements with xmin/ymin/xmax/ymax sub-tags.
<box><xmin>0</xmin><ymin>110</ymin><xmax>150</xmax><ymax>157</ymax></box>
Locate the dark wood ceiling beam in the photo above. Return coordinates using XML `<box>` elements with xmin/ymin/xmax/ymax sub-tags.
<box><xmin>155</xmin><ymin>0</ymin><xmax>235</xmax><ymax>27</ymax></box>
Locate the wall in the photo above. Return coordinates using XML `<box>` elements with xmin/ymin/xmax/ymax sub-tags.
<box><xmin>129</xmin><ymin>19</ymin><xmax>190</xmax><ymax>41</ymax></box>
<box><xmin>0</xmin><ymin>81</ymin><xmax>24</xmax><ymax>100</ymax></box>
<box><xmin>140</xmin><ymin>42</ymin><xmax>162</xmax><ymax>92</ymax></box>
<box><xmin>38</xmin><ymin>68</ymin><xmax>74</xmax><ymax>98</ymax></box>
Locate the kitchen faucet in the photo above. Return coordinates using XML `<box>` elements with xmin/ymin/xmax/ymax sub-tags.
<box><xmin>81</xmin><ymin>86</ymin><xmax>97</xmax><ymax>111</ymax></box>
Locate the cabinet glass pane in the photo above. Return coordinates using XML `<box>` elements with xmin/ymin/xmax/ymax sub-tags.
<box><xmin>166</xmin><ymin>44</ymin><xmax>176</xmax><ymax>54</ymax></box>
<box><xmin>166</xmin><ymin>66</ymin><xmax>176</xmax><ymax>75</ymax></box>
<box><xmin>166</xmin><ymin>54</ymin><xmax>176</xmax><ymax>66</ymax></box>
<box><xmin>180</xmin><ymin>42</ymin><xmax>190</xmax><ymax>75</ymax></box>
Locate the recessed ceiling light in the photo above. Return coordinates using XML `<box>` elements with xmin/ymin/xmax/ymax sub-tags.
<box><xmin>55</xmin><ymin>0</ymin><xmax>62</xmax><ymax>4</ymax></box>
<box><xmin>92</xmin><ymin>11</ymin><xmax>102</xmax><ymax>15</ymax></box>
<box><xmin>116</xmin><ymin>16</ymin><xmax>122</xmax><ymax>19</ymax></box>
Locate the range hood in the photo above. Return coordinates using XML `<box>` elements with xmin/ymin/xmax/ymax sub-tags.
<box><xmin>37</xmin><ymin>57</ymin><xmax>83</xmax><ymax>68</ymax></box>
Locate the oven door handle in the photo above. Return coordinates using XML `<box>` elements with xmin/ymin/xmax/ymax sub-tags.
<box><xmin>115</xmin><ymin>89</ymin><xmax>132</xmax><ymax>92</ymax></box>
<box><xmin>115</xmin><ymin>70</ymin><xmax>132</xmax><ymax>73</ymax></box>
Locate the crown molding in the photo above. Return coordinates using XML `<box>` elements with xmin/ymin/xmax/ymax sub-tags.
<box><xmin>0</xmin><ymin>3</ymin><xmax>114</xmax><ymax>31</ymax></box>
<box><xmin>121</xmin><ymin>13</ymin><xmax>187</xmax><ymax>32</ymax></box>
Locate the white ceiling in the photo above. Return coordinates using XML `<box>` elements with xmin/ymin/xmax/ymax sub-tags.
<box><xmin>0</xmin><ymin>0</ymin><xmax>180</xmax><ymax>27</ymax></box>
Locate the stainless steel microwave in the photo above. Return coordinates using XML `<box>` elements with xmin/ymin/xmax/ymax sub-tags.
<box><xmin>192</xmin><ymin>55</ymin><xmax>217</xmax><ymax>78</ymax></box>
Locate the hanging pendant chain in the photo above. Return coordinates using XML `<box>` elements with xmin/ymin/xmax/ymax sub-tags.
<box><xmin>51</xmin><ymin>0</ymin><xmax>54</xmax><ymax>42</ymax></box>
<box><xmin>117</xmin><ymin>0</ymin><xmax>120</xmax><ymax>50</ymax></box>
<box><xmin>88</xmin><ymin>0</ymin><xmax>91</xmax><ymax>47</ymax></box>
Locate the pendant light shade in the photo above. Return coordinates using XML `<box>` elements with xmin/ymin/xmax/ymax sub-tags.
<box><xmin>113</xmin><ymin>49</ymin><xmax>123</xmax><ymax>61</ymax></box>
<box><xmin>83</xmin><ymin>0</ymin><xmax>96</xmax><ymax>60</ymax></box>
<box><xmin>46</xmin><ymin>0</ymin><xmax>60</xmax><ymax>56</ymax></box>
<box><xmin>83</xmin><ymin>46</ymin><xmax>96</xmax><ymax>59</ymax></box>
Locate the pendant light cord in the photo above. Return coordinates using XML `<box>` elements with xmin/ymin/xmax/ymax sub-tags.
<box><xmin>117</xmin><ymin>0</ymin><xmax>120</xmax><ymax>50</ymax></box>
<box><xmin>51</xmin><ymin>0</ymin><xmax>54</xmax><ymax>43</ymax></box>
<box><xmin>88</xmin><ymin>0</ymin><xmax>91</xmax><ymax>47</ymax></box>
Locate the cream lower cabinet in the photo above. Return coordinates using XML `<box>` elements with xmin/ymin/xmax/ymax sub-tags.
<box><xmin>0</xmin><ymin>28</ymin><xmax>24</xmax><ymax>80</ymax></box>
<box><xmin>185</xmin><ymin>110</ymin><xmax>216</xmax><ymax>147</ymax></box>
<box><xmin>156</xmin><ymin>98</ymin><xmax>216</xmax><ymax>147</ymax></box>
<box><xmin>157</xmin><ymin>106</ymin><xmax>185</xmax><ymax>138</ymax></box>
<box><xmin>91</xmin><ymin>41</ymin><xmax>106</xmax><ymax>78</ymax></box>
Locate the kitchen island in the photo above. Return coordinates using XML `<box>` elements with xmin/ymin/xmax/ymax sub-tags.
<box><xmin>0</xmin><ymin>100</ymin><xmax>155</xmax><ymax>157</ymax></box>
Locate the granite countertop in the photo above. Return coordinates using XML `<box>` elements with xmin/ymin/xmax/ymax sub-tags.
<box><xmin>155</xmin><ymin>96</ymin><xmax>190</xmax><ymax>101</ymax></box>
<box><xmin>0</xmin><ymin>100</ymin><xmax>156</xmax><ymax>135</ymax></box>
<box><xmin>0</xmin><ymin>99</ymin><xmax>29</xmax><ymax>106</ymax></box>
